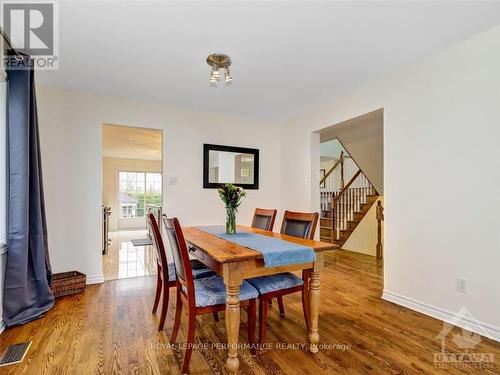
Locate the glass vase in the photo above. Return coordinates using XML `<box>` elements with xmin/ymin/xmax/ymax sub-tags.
<box><xmin>226</xmin><ymin>207</ymin><xmax>236</xmax><ymax>235</ymax></box>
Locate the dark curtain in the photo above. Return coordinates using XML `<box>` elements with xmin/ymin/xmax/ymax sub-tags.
<box><xmin>3</xmin><ymin>54</ymin><xmax>54</xmax><ymax>327</ymax></box>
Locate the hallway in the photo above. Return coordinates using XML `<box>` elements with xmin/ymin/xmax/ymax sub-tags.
<box><xmin>102</xmin><ymin>230</ymin><xmax>156</xmax><ymax>281</ymax></box>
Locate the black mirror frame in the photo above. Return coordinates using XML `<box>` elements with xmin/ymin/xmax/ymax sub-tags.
<box><xmin>203</xmin><ymin>143</ymin><xmax>259</xmax><ymax>190</ymax></box>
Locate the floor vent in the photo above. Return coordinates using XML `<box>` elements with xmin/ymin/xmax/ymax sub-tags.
<box><xmin>0</xmin><ymin>342</ymin><xmax>32</xmax><ymax>367</ymax></box>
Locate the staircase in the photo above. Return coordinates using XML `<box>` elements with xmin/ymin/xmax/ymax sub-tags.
<box><xmin>320</xmin><ymin>154</ymin><xmax>379</xmax><ymax>247</ymax></box>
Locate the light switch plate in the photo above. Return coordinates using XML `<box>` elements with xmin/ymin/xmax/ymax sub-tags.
<box><xmin>456</xmin><ymin>277</ymin><xmax>467</xmax><ymax>293</ymax></box>
<box><xmin>168</xmin><ymin>177</ymin><xmax>178</xmax><ymax>185</ymax></box>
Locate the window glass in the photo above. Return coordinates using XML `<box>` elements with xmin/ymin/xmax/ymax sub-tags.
<box><xmin>119</xmin><ymin>171</ymin><xmax>161</xmax><ymax>218</ymax></box>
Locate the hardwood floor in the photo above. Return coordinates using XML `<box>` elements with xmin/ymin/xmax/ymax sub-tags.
<box><xmin>0</xmin><ymin>250</ymin><xmax>498</xmax><ymax>374</ymax></box>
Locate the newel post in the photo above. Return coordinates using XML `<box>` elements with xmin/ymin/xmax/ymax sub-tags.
<box><xmin>376</xmin><ymin>200</ymin><xmax>384</xmax><ymax>260</ymax></box>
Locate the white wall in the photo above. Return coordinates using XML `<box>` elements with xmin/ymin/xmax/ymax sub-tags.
<box><xmin>102</xmin><ymin>157</ymin><xmax>162</xmax><ymax>231</ymax></box>
<box><xmin>36</xmin><ymin>86</ymin><xmax>281</xmax><ymax>284</ymax></box>
<box><xmin>280</xmin><ymin>26</ymin><xmax>500</xmax><ymax>339</ymax></box>
<box><xmin>320</xmin><ymin>110</ymin><xmax>384</xmax><ymax>193</ymax></box>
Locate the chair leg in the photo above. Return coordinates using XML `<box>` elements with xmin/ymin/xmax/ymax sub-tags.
<box><xmin>302</xmin><ymin>270</ymin><xmax>311</xmax><ymax>331</ymax></box>
<box><xmin>170</xmin><ymin>286</ymin><xmax>182</xmax><ymax>344</ymax></box>
<box><xmin>158</xmin><ymin>278</ymin><xmax>170</xmax><ymax>331</ymax></box>
<box><xmin>277</xmin><ymin>296</ymin><xmax>286</xmax><ymax>317</ymax></box>
<box><xmin>247</xmin><ymin>300</ymin><xmax>257</xmax><ymax>355</ymax></box>
<box><xmin>213</xmin><ymin>312</ymin><xmax>219</xmax><ymax>322</ymax></box>
<box><xmin>181</xmin><ymin>308</ymin><xmax>196</xmax><ymax>374</ymax></box>
<box><xmin>259</xmin><ymin>297</ymin><xmax>268</xmax><ymax>345</ymax></box>
<box><xmin>152</xmin><ymin>266</ymin><xmax>162</xmax><ymax>314</ymax></box>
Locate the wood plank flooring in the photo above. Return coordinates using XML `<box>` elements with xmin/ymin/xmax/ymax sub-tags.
<box><xmin>0</xmin><ymin>250</ymin><xmax>498</xmax><ymax>374</ymax></box>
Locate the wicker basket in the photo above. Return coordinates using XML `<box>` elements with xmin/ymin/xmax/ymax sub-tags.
<box><xmin>51</xmin><ymin>271</ymin><xmax>86</xmax><ymax>298</ymax></box>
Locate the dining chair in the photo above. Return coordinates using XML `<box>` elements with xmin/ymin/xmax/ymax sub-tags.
<box><xmin>247</xmin><ymin>210</ymin><xmax>319</xmax><ymax>344</ymax></box>
<box><xmin>147</xmin><ymin>212</ymin><xmax>216</xmax><ymax>331</ymax></box>
<box><xmin>251</xmin><ymin>208</ymin><xmax>277</xmax><ymax>231</ymax></box>
<box><xmin>163</xmin><ymin>216</ymin><xmax>258</xmax><ymax>374</ymax></box>
<box><xmin>251</xmin><ymin>208</ymin><xmax>280</xmax><ymax>310</ymax></box>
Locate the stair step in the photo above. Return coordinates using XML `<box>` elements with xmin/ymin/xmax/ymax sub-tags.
<box><xmin>320</xmin><ymin>218</ymin><xmax>332</xmax><ymax>227</ymax></box>
<box><xmin>319</xmin><ymin>183</ymin><xmax>379</xmax><ymax>246</ymax></box>
<box><xmin>320</xmin><ymin>227</ymin><xmax>332</xmax><ymax>239</ymax></box>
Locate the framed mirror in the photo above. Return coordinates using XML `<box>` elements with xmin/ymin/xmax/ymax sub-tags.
<box><xmin>203</xmin><ymin>144</ymin><xmax>259</xmax><ymax>189</ymax></box>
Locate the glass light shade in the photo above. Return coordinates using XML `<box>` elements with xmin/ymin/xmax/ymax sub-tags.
<box><xmin>224</xmin><ymin>67</ymin><xmax>232</xmax><ymax>82</ymax></box>
<box><xmin>211</xmin><ymin>67</ymin><xmax>221</xmax><ymax>78</ymax></box>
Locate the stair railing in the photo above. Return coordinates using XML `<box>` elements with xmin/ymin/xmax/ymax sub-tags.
<box><xmin>319</xmin><ymin>158</ymin><xmax>342</xmax><ymax>211</ymax></box>
<box><xmin>332</xmin><ymin>170</ymin><xmax>377</xmax><ymax>241</ymax></box>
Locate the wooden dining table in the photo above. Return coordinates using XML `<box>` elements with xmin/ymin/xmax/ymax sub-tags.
<box><xmin>182</xmin><ymin>224</ymin><xmax>338</xmax><ymax>374</ymax></box>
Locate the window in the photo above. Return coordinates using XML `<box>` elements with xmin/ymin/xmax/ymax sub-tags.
<box><xmin>119</xmin><ymin>171</ymin><xmax>162</xmax><ymax>218</ymax></box>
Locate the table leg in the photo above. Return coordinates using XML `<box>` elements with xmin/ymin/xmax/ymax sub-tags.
<box><xmin>308</xmin><ymin>270</ymin><xmax>321</xmax><ymax>353</ymax></box>
<box><xmin>225</xmin><ymin>283</ymin><xmax>241</xmax><ymax>374</ymax></box>
<box><xmin>224</xmin><ymin>262</ymin><xmax>242</xmax><ymax>375</ymax></box>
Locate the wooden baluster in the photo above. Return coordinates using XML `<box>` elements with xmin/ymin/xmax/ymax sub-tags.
<box><xmin>363</xmin><ymin>175</ymin><xmax>367</xmax><ymax>203</ymax></box>
<box><xmin>332</xmin><ymin>198</ymin><xmax>336</xmax><ymax>239</ymax></box>
<box><xmin>335</xmin><ymin>200</ymin><xmax>340</xmax><ymax>239</ymax></box>
<box><xmin>339</xmin><ymin>197</ymin><xmax>342</xmax><ymax>232</ymax></box>
<box><xmin>345</xmin><ymin>188</ymin><xmax>352</xmax><ymax>223</ymax></box>
<box><xmin>376</xmin><ymin>200</ymin><xmax>384</xmax><ymax>261</ymax></box>
<box><xmin>343</xmin><ymin>194</ymin><xmax>346</xmax><ymax>230</ymax></box>
<box><xmin>353</xmin><ymin>187</ymin><xmax>356</xmax><ymax>214</ymax></box>
<box><xmin>340</xmin><ymin>196</ymin><xmax>344</xmax><ymax>231</ymax></box>
<box><xmin>341</xmin><ymin>195</ymin><xmax>343</xmax><ymax>230</ymax></box>
<box><xmin>348</xmin><ymin>188</ymin><xmax>352</xmax><ymax>221</ymax></box>
<box><xmin>346</xmin><ymin>189</ymin><xmax>349</xmax><ymax>223</ymax></box>
<box><xmin>354</xmin><ymin>185</ymin><xmax>358</xmax><ymax>214</ymax></box>
<box><xmin>352</xmin><ymin>186</ymin><xmax>356</xmax><ymax>220</ymax></box>
<box><xmin>356</xmin><ymin>175</ymin><xmax>360</xmax><ymax>211</ymax></box>
<box><xmin>340</xmin><ymin>151</ymin><xmax>345</xmax><ymax>190</ymax></box>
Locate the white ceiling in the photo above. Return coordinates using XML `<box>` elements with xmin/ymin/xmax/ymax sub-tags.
<box><xmin>102</xmin><ymin>124</ymin><xmax>162</xmax><ymax>160</ymax></box>
<box><xmin>36</xmin><ymin>1</ymin><xmax>500</xmax><ymax>122</ymax></box>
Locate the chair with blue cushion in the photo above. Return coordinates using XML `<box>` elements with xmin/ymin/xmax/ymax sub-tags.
<box><xmin>163</xmin><ymin>216</ymin><xmax>258</xmax><ymax>374</ymax></box>
<box><xmin>147</xmin><ymin>213</ymin><xmax>216</xmax><ymax>332</ymax></box>
<box><xmin>247</xmin><ymin>210</ymin><xmax>318</xmax><ymax>344</ymax></box>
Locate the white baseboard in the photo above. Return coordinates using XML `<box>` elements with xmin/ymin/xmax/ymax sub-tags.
<box><xmin>382</xmin><ymin>290</ymin><xmax>500</xmax><ymax>342</ymax></box>
<box><xmin>86</xmin><ymin>274</ymin><xmax>104</xmax><ymax>285</ymax></box>
<box><xmin>0</xmin><ymin>320</ymin><xmax>5</xmax><ymax>335</ymax></box>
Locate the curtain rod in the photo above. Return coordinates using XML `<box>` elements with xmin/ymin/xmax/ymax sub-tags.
<box><xmin>0</xmin><ymin>26</ymin><xmax>23</xmax><ymax>60</ymax></box>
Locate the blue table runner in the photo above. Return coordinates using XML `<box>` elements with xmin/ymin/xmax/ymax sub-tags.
<box><xmin>195</xmin><ymin>226</ymin><xmax>316</xmax><ymax>268</ymax></box>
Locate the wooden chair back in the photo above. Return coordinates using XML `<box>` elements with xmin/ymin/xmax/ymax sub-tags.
<box><xmin>280</xmin><ymin>210</ymin><xmax>319</xmax><ymax>240</ymax></box>
<box><xmin>161</xmin><ymin>215</ymin><xmax>195</xmax><ymax>292</ymax></box>
<box><xmin>147</xmin><ymin>212</ymin><xmax>169</xmax><ymax>272</ymax></box>
<box><xmin>251</xmin><ymin>208</ymin><xmax>277</xmax><ymax>231</ymax></box>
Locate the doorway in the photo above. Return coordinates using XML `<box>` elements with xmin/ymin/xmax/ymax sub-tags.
<box><xmin>315</xmin><ymin>109</ymin><xmax>384</xmax><ymax>261</ymax></box>
<box><xmin>101</xmin><ymin>123</ymin><xmax>163</xmax><ymax>281</ymax></box>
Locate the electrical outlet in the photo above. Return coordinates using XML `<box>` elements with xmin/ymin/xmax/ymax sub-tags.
<box><xmin>456</xmin><ymin>277</ymin><xmax>467</xmax><ymax>293</ymax></box>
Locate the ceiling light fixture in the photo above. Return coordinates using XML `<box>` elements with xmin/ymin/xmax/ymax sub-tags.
<box><xmin>206</xmin><ymin>54</ymin><xmax>232</xmax><ymax>86</ymax></box>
